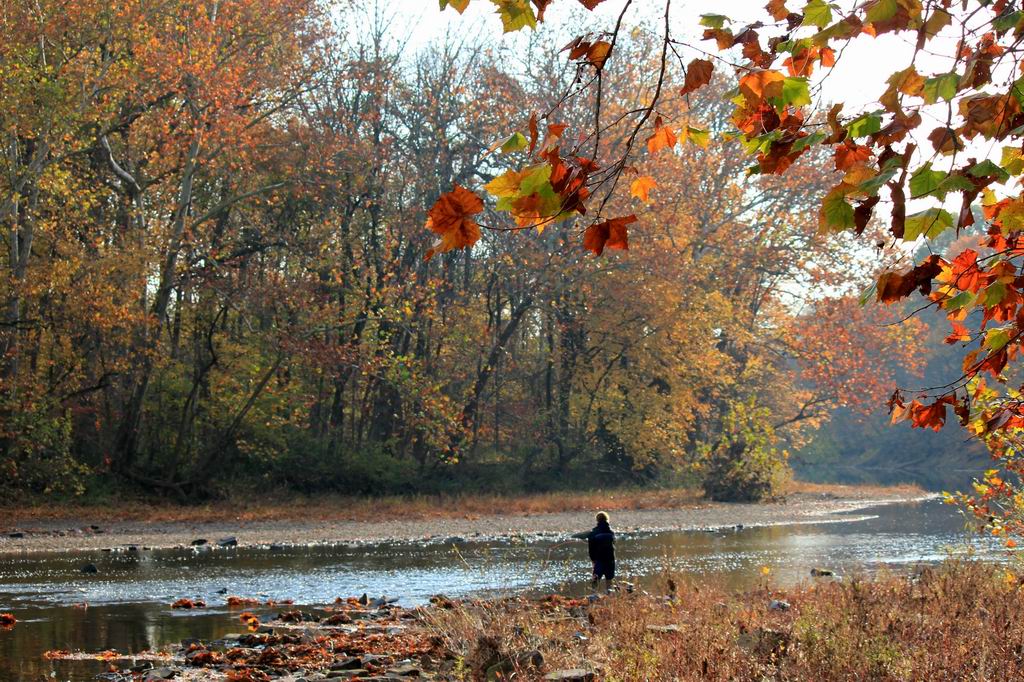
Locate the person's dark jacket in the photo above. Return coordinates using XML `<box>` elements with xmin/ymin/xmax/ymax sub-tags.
<box><xmin>576</xmin><ymin>521</ymin><xmax>615</xmax><ymax>563</ymax></box>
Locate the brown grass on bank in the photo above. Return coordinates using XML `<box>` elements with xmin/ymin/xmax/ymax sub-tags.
<box><xmin>2</xmin><ymin>481</ymin><xmax>925</xmax><ymax>525</ymax></box>
<box><xmin>424</xmin><ymin>560</ymin><xmax>1021</xmax><ymax>681</ymax></box>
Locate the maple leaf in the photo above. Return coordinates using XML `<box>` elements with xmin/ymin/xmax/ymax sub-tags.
<box><xmin>766</xmin><ymin>0</ymin><xmax>790</xmax><ymax>21</ymax></box>
<box><xmin>834</xmin><ymin>142</ymin><xmax>871</xmax><ymax>171</ymax></box>
<box><xmin>630</xmin><ymin>175</ymin><xmax>657</xmax><ymax>202</ymax></box>
<box><xmin>646</xmin><ymin>116</ymin><xmax>677</xmax><ymax>154</ymax></box>
<box><xmin>586</xmin><ymin>40</ymin><xmax>612</xmax><ymax>69</ymax></box>
<box><xmin>682</xmin><ymin>58</ymin><xmax>714</xmax><ymax>95</ymax></box>
<box><xmin>584</xmin><ymin>215</ymin><xmax>636</xmax><ymax>256</ymax></box>
<box><xmin>425</xmin><ymin>185</ymin><xmax>484</xmax><ymax>260</ymax></box>
<box><xmin>440</xmin><ymin>0</ymin><xmax>471</xmax><ymax>13</ymax></box>
<box><xmin>491</xmin><ymin>0</ymin><xmax>537</xmax><ymax>32</ymax></box>
<box><xmin>739</xmin><ymin>69</ymin><xmax>785</xmax><ymax>104</ymax></box>
<box><xmin>576</xmin><ymin>0</ymin><xmax>606</xmax><ymax>8</ymax></box>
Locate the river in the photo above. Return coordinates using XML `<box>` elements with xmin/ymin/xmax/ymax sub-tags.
<box><xmin>0</xmin><ymin>497</ymin><xmax>1004</xmax><ymax>680</ymax></box>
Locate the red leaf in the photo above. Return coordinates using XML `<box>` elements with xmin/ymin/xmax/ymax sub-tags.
<box><xmin>682</xmin><ymin>58</ymin><xmax>714</xmax><ymax>95</ymax></box>
<box><xmin>584</xmin><ymin>215</ymin><xmax>637</xmax><ymax>256</ymax></box>
<box><xmin>834</xmin><ymin>142</ymin><xmax>871</xmax><ymax>171</ymax></box>
<box><xmin>425</xmin><ymin>185</ymin><xmax>484</xmax><ymax>260</ymax></box>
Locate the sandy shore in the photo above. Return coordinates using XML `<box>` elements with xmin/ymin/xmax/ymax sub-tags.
<box><xmin>0</xmin><ymin>489</ymin><xmax>934</xmax><ymax>555</ymax></box>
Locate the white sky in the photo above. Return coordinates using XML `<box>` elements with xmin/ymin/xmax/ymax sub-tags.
<box><xmin>376</xmin><ymin>0</ymin><xmax>1006</xmax><ymax>231</ymax></box>
<box><xmin>396</xmin><ymin>0</ymin><xmax>929</xmax><ymax>112</ymax></box>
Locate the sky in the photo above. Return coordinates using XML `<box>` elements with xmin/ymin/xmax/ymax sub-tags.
<box><xmin>397</xmin><ymin>0</ymin><xmax>928</xmax><ymax>111</ymax></box>
<box><xmin>373</xmin><ymin>0</ymin><xmax>1005</xmax><ymax>238</ymax></box>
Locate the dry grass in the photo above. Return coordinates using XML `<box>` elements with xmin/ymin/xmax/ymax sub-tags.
<box><xmin>424</xmin><ymin>560</ymin><xmax>1023</xmax><ymax>681</ymax></box>
<box><xmin>3</xmin><ymin>481</ymin><xmax>924</xmax><ymax>525</ymax></box>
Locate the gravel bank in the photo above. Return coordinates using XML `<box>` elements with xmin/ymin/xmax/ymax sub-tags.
<box><xmin>0</xmin><ymin>490</ymin><xmax>934</xmax><ymax>555</ymax></box>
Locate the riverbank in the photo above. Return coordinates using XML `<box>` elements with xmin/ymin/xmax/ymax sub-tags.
<box><xmin>0</xmin><ymin>482</ymin><xmax>930</xmax><ymax>554</ymax></box>
<box><xmin>27</xmin><ymin>560</ymin><xmax>1024</xmax><ymax>681</ymax></box>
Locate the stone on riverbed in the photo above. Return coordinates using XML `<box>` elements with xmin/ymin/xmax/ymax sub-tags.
<box><xmin>80</xmin><ymin>563</ymin><xmax>98</xmax><ymax>574</ymax></box>
<box><xmin>217</xmin><ymin>536</ymin><xmax>238</xmax><ymax>547</ymax></box>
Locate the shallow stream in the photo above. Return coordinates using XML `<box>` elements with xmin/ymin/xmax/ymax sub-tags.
<box><xmin>0</xmin><ymin>498</ymin><xmax>1003</xmax><ymax>680</ymax></box>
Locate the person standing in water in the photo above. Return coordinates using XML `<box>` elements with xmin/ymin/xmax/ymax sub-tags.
<box><xmin>573</xmin><ymin>511</ymin><xmax>615</xmax><ymax>592</ymax></box>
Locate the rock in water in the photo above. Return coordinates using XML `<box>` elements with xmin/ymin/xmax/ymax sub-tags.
<box><xmin>810</xmin><ymin>568</ymin><xmax>834</xmax><ymax>577</ymax></box>
<box><xmin>190</xmin><ymin>538</ymin><xmax>208</xmax><ymax>546</ymax></box>
<box><xmin>217</xmin><ymin>536</ymin><xmax>237</xmax><ymax>547</ymax></box>
<box><xmin>80</xmin><ymin>563</ymin><xmax>98</xmax><ymax>574</ymax></box>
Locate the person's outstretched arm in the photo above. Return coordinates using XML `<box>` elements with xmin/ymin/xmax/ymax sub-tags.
<box><xmin>570</xmin><ymin>531</ymin><xmax>591</xmax><ymax>539</ymax></box>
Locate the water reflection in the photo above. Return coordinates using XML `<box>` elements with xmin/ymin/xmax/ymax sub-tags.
<box><xmin>0</xmin><ymin>499</ymin><xmax>1002</xmax><ymax>681</ymax></box>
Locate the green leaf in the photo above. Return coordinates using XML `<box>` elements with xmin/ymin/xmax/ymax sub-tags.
<box><xmin>519</xmin><ymin>163</ymin><xmax>552</xmax><ymax>195</ymax></box>
<box><xmin>846</xmin><ymin>112</ymin><xmax>882</xmax><ymax>138</ymax></box>
<box><xmin>858</xmin><ymin>166</ymin><xmax>898</xmax><ymax>196</ymax></box>
<box><xmin>984</xmin><ymin>281</ymin><xmax>1008</xmax><ymax>307</ymax></box>
<box><xmin>686</xmin><ymin>126</ymin><xmax>711</xmax><ymax>148</ymax></box>
<box><xmin>802</xmin><ymin>0</ymin><xmax>832</xmax><ymax>29</ymax></box>
<box><xmin>500</xmin><ymin>132</ymin><xmax>528</xmax><ymax>153</ymax></box>
<box><xmin>1002</xmin><ymin>146</ymin><xmax>1024</xmax><ymax>175</ymax></box>
<box><xmin>781</xmin><ymin>77</ymin><xmax>811</xmax><ymax>107</ymax></box>
<box><xmin>820</xmin><ymin>187</ymin><xmax>855</xmax><ymax>232</ymax></box>
<box><xmin>984</xmin><ymin>327</ymin><xmax>1012</xmax><ymax>351</ymax></box>
<box><xmin>909</xmin><ymin>163</ymin><xmax>946</xmax><ymax>199</ymax></box>
<box><xmin>922</xmin><ymin>72</ymin><xmax>959</xmax><ymax>104</ymax></box>
<box><xmin>944</xmin><ymin>290</ymin><xmax>975</xmax><ymax>311</ymax></box>
<box><xmin>969</xmin><ymin>159</ymin><xmax>1010</xmax><ymax>183</ymax></box>
<box><xmin>993</xmin><ymin>10</ymin><xmax>1023</xmax><ymax>34</ymax></box>
<box><xmin>699</xmin><ymin>14</ymin><xmax>729</xmax><ymax>28</ymax></box>
<box><xmin>792</xmin><ymin>131</ymin><xmax>826</xmax><ymax>153</ymax></box>
<box><xmin>903</xmin><ymin>208</ymin><xmax>954</xmax><ymax>241</ymax></box>
<box><xmin>865</xmin><ymin>0</ymin><xmax>898</xmax><ymax>24</ymax></box>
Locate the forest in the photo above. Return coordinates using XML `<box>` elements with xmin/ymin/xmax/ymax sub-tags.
<box><xmin>0</xmin><ymin>0</ymin><xmax>937</xmax><ymax>504</ymax></box>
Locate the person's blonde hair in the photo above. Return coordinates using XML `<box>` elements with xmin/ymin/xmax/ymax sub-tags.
<box><xmin>596</xmin><ymin>511</ymin><xmax>609</xmax><ymax>523</ymax></box>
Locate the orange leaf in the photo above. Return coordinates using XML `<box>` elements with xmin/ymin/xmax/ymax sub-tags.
<box><xmin>586</xmin><ymin>40</ymin><xmax>612</xmax><ymax>69</ymax></box>
<box><xmin>682</xmin><ymin>58</ymin><xmax>714</xmax><ymax>95</ymax></box>
<box><xmin>646</xmin><ymin>116</ymin><xmax>677</xmax><ymax>154</ymax></box>
<box><xmin>425</xmin><ymin>185</ymin><xmax>484</xmax><ymax>260</ymax></box>
<box><xmin>630</xmin><ymin>175</ymin><xmax>657</xmax><ymax>202</ymax></box>
<box><xmin>766</xmin><ymin>0</ymin><xmax>789</xmax><ymax>21</ymax></box>
<box><xmin>834</xmin><ymin>142</ymin><xmax>872</xmax><ymax>171</ymax></box>
<box><xmin>738</xmin><ymin>70</ymin><xmax>785</xmax><ymax>104</ymax></box>
<box><xmin>584</xmin><ymin>215</ymin><xmax>637</xmax><ymax>256</ymax></box>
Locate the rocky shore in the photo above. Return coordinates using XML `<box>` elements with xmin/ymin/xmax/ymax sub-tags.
<box><xmin>35</xmin><ymin>559</ymin><xmax>1024</xmax><ymax>681</ymax></box>
<box><xmin>42</xmin><ymin>593</ymin><xmax>600</xmax><ymax>681</ymax></box>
